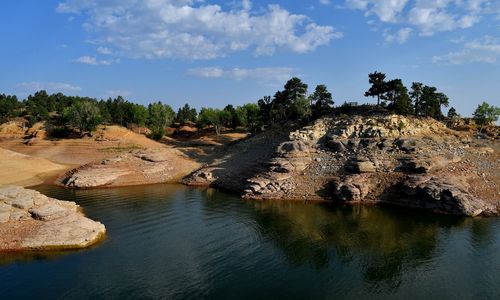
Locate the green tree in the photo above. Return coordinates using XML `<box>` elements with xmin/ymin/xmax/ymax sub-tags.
<box><xmin>419</xmin><ymin>86</ymin><xmax>449</xmax><ymax>120</ymax></box>
<box><xmin>0</xmin><ymin>94</ymin><xmax>21</xmax><ymax>123</ymax></box>
<box><xmin>284</xmin><ymin>77</ymin><xmax>308</xmax><ymax>104</ymax></box>
<box><xmin>384</xmin><ymin>79</ymin><xmax>413</xmax><ymax>115</ymax></box>
<box><xmin>147</xmin><ymin>102</ymin><xmax>175</xmax><ymax>140</ymax></box>
<box><xmin>198</xmin><ymin>108</ymin><xmax>229</xmax><ymax>135</ymax></box>
<box><xmin>273</xmin><ymin>77</ymin><xmax>309</xmax><ymax>121</ymax></box>
<box><xmin>257</xmin><ymin>96</ymin><xmax>273</xmax><ymax>125</ymax></box>
<box><xmin>111</xmin><ymin>96</ymin><xmax>127</xmax><ymax>126</ymax></box>
<box><xmin>25</xmin><ymin>90</ymin><xmax>51</xmax><ymax>123</ymax></box>
<box><xmin>132</xmin><ymin>104</ymin><xmax>148</xmax><ymax>134</ymax></box>
<box><xmin>473</xmin><ymin>102</ymin><xmax>500</xmax><ymax>132</ymax></box>
<box><xmin>223</xmin><ymin>104</ymin><xmax>239</xmax><ymax>128</ymax></box>
<box><xmin>240</xmin><ymin>103</ymin><xmax>261</xmax><ymax>131</ymax></box>
<box><xmin>310</xmin><ymin>84</ymin><xmax>334</xmax><ymax>118</ymax></box>
<box><xmin>235</xmin><ymin>106</ymin><xmax>248</xmax><ymax>128</ymax></box>
<box><xmin>447</xmin><ymin>107</ymin><xmax>459</xmax><ymax>119</ymax></box>
<box><xmin>364</xmin><ymin>71</ymin><xmax>387</xmax><ymax>106</ymax></box>
<box><xmin>62</xmin><ymin>101</ymin><xmax>102</xmax><ymax>135</ymax></box>
<box><xmin>290</xmin><ymin>96</ymin><xmax>311</xmax><ymax>120</ymax></box>
<box><xmin>410</xmin><ymin>82</ymin><xmax>423</xmax><ymax>116</ymax></box>
<box><xmin>176</xmin><ymin>103</ymin><xmax>197</xmax><ymax>125</ymax></box>
<box><xmin>270</xmin><ymin>91</ymin><xmax>288</xmax><ymax>122</ymax></box>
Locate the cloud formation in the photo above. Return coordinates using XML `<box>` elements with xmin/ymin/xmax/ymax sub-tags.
<box><xmin>433</xmin><ymin>35</ymin><xmax>500</xmax><ymax>64</ymax></box>
<box><xmin>188</xmin><ymin>67</ymin><xmax>295</xmax><ymax>84</ymax></box>
<box><xmin>346</xmin><ymin>0</ymin><xmax>496</xmax><ymax>39</ymax></box>
<box><xmin>57</xmin><ymin>0</ymin><xmax>341</xmax><ymax>60</ymax></box>
<box><xmin>383</xmin><ymin>27</ymin><xmax>413</xmax><ymax>44</ymax></box>
<box><xmin>74</xmin><ymin>55</ymin><xmax>120</xmax><ymax>65</ymax></box>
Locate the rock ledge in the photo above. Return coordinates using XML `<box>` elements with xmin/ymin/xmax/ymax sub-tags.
<box><xmin>0</xmin><ymin>186</ymin><xmax>105</xmax><ymax>251</ymax></box>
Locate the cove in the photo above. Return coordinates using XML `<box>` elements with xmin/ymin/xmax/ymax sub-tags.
<box><xmin>1</xmin><ymin>184</ymin><xmax>499</xmax><ymax>299</ymax></box>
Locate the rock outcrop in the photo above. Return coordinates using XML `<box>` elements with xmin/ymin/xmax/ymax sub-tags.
<box><xmin>0</xmin><ymin>186</ymin><xmax>105</xmax><ymax>251</ymax></box>
<box><xmin>242</xmin><ymin>115</ymin><xmax>499</xmax><ymax>217</ymax></box>
<box><xmin>61</xmin><ymin>148</ymin><xmax>200</xmax><ymax>188</ymax></box>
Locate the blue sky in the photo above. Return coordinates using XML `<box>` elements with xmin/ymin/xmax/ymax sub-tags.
<box><xmin>1</xmin><ymin>0</ymin><xmax>499</xmax><ymax>116</ymax></box>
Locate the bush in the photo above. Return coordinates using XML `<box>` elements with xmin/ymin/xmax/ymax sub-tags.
<box><xmin>150</xmin><ymin>128</ymin><xmax>165</xmax><ymax>140</ymax></box>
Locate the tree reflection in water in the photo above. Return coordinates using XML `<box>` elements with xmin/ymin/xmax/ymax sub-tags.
<box><xmin>246</xmin><ymin>200</ymin><xmax>472</xmax><ymax>289</ymax></box>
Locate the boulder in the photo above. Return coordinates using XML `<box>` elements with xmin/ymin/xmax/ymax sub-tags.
<box><xmin>398</xmin><ymin>156</ymin><xmax>449</xmax><ymax>173</ymax></box>
<box><xmin>346</xmin><ymin>157</ymin><xmax>376</xmax><ymax>173</ymax></box>
<box><xmin>395</xmin><ymin>138</ymin><xmax>419</xmax><ymax>153</ymax></box>
<box><xmin>277</xmin><ymin>141</ymin><xmax>309</xmax><ymax>157</ymax></box>
<box><xmin>332</xmin><ymin>175</ymin><xmax>373</xmax><ymax>202</ymax></box>
<box><xmin>327</xmin><ymin>139</ymin><xmax>346</xmax><ymax>152</ymax></box>
<box><xmin>397</xmin><ymin>175</ymin><xmax>495</xmax><ymax>216</ymax></box>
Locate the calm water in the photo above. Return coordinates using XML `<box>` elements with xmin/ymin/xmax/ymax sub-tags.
<box><xmin>1</xmin><ymin>184</ymin><xmax>499</xmax><ymax>299</ymax></box>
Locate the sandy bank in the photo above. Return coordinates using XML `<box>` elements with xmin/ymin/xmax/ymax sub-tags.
<box><xmin>0</xmin><ymin>148</ymin><xmax>69</xmax><ymax>187</ymax></box>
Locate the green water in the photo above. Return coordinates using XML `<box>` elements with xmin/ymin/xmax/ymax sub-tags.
<box><xmin>1</xmin><ymin>184</ymin><xmax>499</xmax><ymax>299</ymax></box>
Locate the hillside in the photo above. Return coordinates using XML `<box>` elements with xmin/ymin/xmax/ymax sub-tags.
<box><xmin>0</xmin><ymin>123</ymin><xmax>201</xmax><ymax>188</ymax></box>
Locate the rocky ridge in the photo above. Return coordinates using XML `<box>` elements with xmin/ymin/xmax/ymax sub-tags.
<box><xmin>241</xmin><ymin>115</ymin><xmax>499</xmax><ymax>217</ymax></box>
<box><xmin>0</xmin><ymin>186</ymin><xmax>105</xmax><ymax>251</ymax></box>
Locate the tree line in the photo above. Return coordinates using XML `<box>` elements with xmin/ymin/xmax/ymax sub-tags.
<box><xmin>0</xmin><ymin>73</ymin><xmax>498</xmax><ymax>140</ymax></box>
<box><xmin>0</xmin><ymin>77</ymin><xmax>335</xmax><ymax>139</ymax></box>
<box><xmin>364</xmin><ymin>71</ymin><xmax>451</xmax><ymax>118</ymax></box>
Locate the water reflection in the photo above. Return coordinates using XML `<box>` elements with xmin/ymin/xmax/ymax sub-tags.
<box><xmin>1</xmin><ymin>185</ymin><xmax>498</xmax><ymax>299</ymax></box>
<box><xmin>247</xmin><ymin>201</ymin><xmax>471</xmax><ymax>288</ymax></box>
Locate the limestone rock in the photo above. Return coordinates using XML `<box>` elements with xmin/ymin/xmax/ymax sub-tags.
<box><xmin>0</xmin><ymin>186</ymin><xmax>106</xmax><ymax>251</ymax></box>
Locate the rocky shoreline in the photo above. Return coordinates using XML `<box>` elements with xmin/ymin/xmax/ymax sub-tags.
<box><xmin>183</xmin><ymin>115</ymin><xmax>499</xmax><ymax>217</ymax></box>
<box><xmin>2</xmin><ymin>114</ymin><xmax>497</xmax><ymax>219</ymax></box>
<box><xmin>0</xmin><ymin>186</ymin><xmax>105</xmax><ymax>251</ymax></box>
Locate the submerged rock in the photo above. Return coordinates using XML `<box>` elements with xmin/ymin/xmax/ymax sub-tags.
<box><xmin>0</xmin><ymin>186</ymin><xmax>105</xmax><ymax>251</ymax></box>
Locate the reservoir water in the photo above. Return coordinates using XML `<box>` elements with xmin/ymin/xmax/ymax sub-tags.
<box><xmin>1</xmin><ymin>184</ymin><xmax>499</xmax><ymax>299</ymax></box>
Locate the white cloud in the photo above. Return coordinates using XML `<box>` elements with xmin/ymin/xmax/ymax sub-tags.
<box><xmin>188</xmin><ymin>67</ymin><xmax>225</xmax><ymax>78</ymax></box>
<box><xmin>383</xmin><ymin>27</ymin><xmax>413</xmax><ymax>44</ymax></box>
<box><xmin>74</xmin><ymin>55</ymin><xmax>97</xmax><ymax>65</ymax></box>
<box><xmin>433</xmin><ymin>35</ymin><xmax>500</xmax><ymax>64</ymax></box>
<box><xmin>188</xmin><ymin>67</ymin><xmax>295</xmax><ymax>84</ymax></box>
<box><xmin>347</xmin><ymin>0</ymin><xmax>409</xmax><ymax>22</ymax></box>
<box><xmin>97</xmin><ymin>46</ymin><xmax>112</xmax><ymax>55</ymax></box>
<box><xmin>345</xmin><ymin>0</ymin><xmax>494</xmax><ymax>37</ymax></box>
<box><xmin>56</xmin><ymin>0</ymin><xmax>341</xmax><ymax>60</ymax></box>
<box><xmin>319</xmin><ymin>0</ymin><xmax>331</xmax><ymax>5</ymax></box>
<box><xmin>74</xmin><ymin>55</ymin><xmax>120</xmax><ymax>65</ymax></box>
<box><xmin>16</xmin><ymin>82</ymin><xmax>82</xmax><ymax>94</ymax></box>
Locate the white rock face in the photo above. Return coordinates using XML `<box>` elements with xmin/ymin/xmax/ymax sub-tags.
<box><xmin>0</xmin><ymin>186</ymin><xmax>106</xmax><ymax>251</ymax></box>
